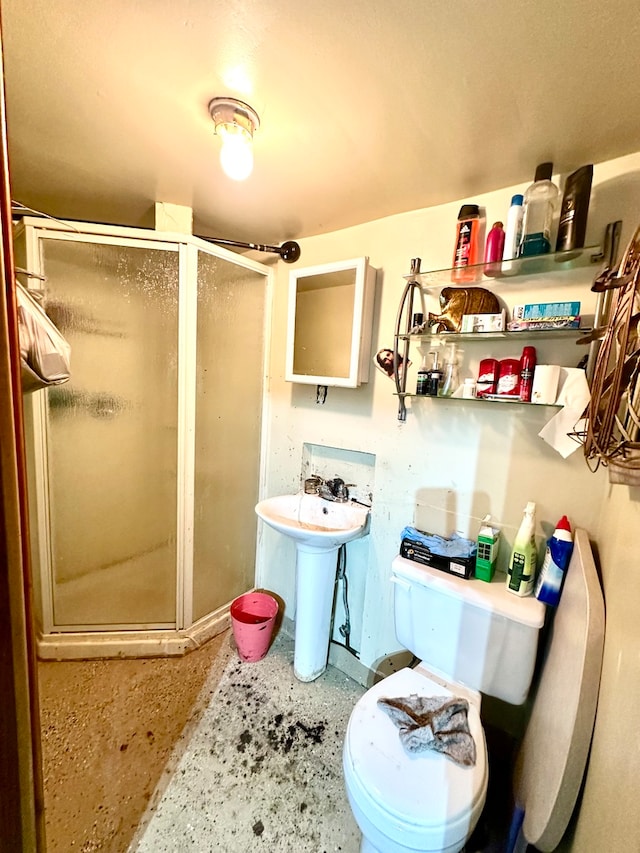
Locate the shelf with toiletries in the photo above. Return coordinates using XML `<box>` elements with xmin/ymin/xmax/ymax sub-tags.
<box><xmin>397</xmin><ymin>328</ymin><xmax>592</xmax><ymax>344</ymax></box>
<box><xmin>403</xmin><ymin>245</ymin><xmax>601</xmax><ymax>288</ymax></box>
<box><xmin>394</xmin><ymin>391</ymin><xmax>563</xmax><ymax>408</ymax></box>
<box><xmin>392</xmin><ymin>247</ymin><xmax>603</xmax><ymax>420</ymax></box>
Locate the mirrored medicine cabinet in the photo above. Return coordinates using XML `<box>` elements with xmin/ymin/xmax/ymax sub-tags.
<box><xmin>285</xmin><ymin>256</ymin><xmax>376</xmax><ymax>387</ymax></box>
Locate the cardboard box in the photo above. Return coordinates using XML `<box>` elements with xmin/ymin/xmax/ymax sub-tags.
<box><xmin>461</xmin><ymin>310</ymin><xmax>506</xmax><ymax>333</ymax></box>
<box><xmin>511</xmin><ymin>301</ymin><xmax>580</xmax><ymax>321</ymax></box>
<box><xmin>400</xmin><ymin>535</ymin><xmax>475</xmax><ymax>579</ymax></box>
<box><xmin>507</xmin><ymin>317</ymin><xmax>581</xmax><ymax>331</ymax></box>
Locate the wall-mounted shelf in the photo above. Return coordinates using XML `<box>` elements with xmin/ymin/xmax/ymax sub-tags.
<box><xmin>395</xmin><ymin>392</ymin><xmax>562</xmax><ymax>408</ymax></box>
<box><xmin>397</xmin><ymin>328</ymin><xmax>592</xmax><ymax>344</ymax></box>
<box><xmin>403</xmin><ymin>245</ymin><xmax>602</xmax><ymax>287</ymax></box>
<box><xmin>392</xmin><ymin>244</ymin><xmax>608</xmax><ymax>421</ymax></box>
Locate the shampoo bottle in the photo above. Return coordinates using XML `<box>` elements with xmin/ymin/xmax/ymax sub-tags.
<box><xmin>519</xmin><ymin>163</ymin><xmax>560</xmax><ymax>257</ymax></box>
<box><xmin>452</xmin><ymin>204</ymin><xmax>481</xmax><ymax>282</ymax></box>
<box><xmin>534</xmin><ymin>516</ymin><xmax>574</xmax><ymax>607</ymax></box>
<box><xmin>506</xmin><ymin>502</ymin><xmax>537</xmax><ymax>597</ymax></box>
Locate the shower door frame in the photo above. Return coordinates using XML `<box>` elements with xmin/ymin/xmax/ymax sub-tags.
<box><xmin>16</xmin><ymin>217</ymin><xmax>272</xmax><ymax>659</ymax></box>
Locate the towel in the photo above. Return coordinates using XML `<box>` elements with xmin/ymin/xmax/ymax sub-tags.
<box><xmin>538</xmin><ymin>367</ymin><xmax>591</xmax><ymax>458</ymax></box>
<box><xmin>378</xmin><ymin>694</ymin><xmax>476</xmax><ymax>767</ymax></box>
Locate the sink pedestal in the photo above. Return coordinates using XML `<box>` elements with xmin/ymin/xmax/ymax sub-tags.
<box><xmin>293</xmin><ymin>543</ymin><xmax>340</xmax><ymax>682</ymax></box>
<box><xmin>254</xmin><ymin>493</ymin><xmax>370</xmax><ymax>683</ymax></box>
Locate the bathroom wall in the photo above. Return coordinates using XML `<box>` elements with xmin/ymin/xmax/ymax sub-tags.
<box><xmin>257</xmin><ymin>150</ymin><xmax>640</xmax><ymax>848</ymax></box>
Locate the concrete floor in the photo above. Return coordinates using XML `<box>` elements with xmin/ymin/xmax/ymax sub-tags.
<box><xmin>38</xmin><ymin>627</ymin><xmax>514</xmax><ymax>853</ymax></box>
<box><xmin>37</xmin><ymin>630</ymin><xmax>234</xmax><ymax>853</ymax></box>
<box><xmin>37</xmin><ymin>629</ymin><xmax>366</xmax><ymax>853</ymax></box>
<box><xmin>133</xmin><ymin>631</ymin><xmax>365</xmax><ymax>852</ymax></box>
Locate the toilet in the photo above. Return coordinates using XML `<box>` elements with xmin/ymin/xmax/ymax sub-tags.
<box><xmin>343</xmin><ymin>554</ymin><xmax>546</xmax><ymax>853</ymax></box>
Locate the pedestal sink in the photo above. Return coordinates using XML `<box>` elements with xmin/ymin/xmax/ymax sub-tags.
<box><xmin>255</xmin><ymin>493</ymin><xmax>370</xmax><ymax>682</ymax></box>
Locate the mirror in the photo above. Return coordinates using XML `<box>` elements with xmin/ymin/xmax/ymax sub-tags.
<box><xmin>285</xmin><ymin>256</ymin><xmax>376</xmax><ymax>387</ymax></box>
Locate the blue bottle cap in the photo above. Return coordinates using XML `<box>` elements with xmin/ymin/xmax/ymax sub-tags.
<box><xmin>511</xmin><ymin>194</ymin><xmax>524</xmax><ymax>206</ymax></box>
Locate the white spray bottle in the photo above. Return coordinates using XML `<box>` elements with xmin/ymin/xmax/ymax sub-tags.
<box><xmin>506</xmin><ymin>502</ymin><xmax>537</xmax><ymax>597</ymax></box>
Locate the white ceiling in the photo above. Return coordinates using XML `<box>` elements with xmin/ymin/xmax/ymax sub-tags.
<box><xmin>2</xmin><ymin>0</ymin><xmax>640</xmax><ymax>247</ymax></box>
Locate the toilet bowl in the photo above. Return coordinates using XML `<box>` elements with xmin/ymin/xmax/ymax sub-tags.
<box><xmin>343</xmin><ymin>555</ymin><xmax>545</xmax><ymax>853</ymax></box>
<box><xmin>343</xmin><ymin>665</ymin><xmax>488</xmax><ymax>853</ymax></box>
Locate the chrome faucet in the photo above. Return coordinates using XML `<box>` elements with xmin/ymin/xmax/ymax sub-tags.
<box><xmin>318</xmin><ymin>476</ymin><xmax>350</xmax><ymax>503</ymax></box>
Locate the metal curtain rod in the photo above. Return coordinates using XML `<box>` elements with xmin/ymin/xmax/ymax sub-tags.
<box><xmin>197</xmin><ymin>234</ymin><xmax>301</xmax><ymax>264</ymax></box>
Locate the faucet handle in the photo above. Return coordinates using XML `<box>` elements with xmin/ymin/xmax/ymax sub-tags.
<box><xmin>304</xmin><ymin>475</ymin><xmax>324</xmax><ymax>494</ymax></box>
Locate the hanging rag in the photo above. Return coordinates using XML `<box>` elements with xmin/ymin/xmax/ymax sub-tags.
<box><xmin>378</xmin><ymin>694</ymin><xmax>476</xmax><ymax>767</ymax></box>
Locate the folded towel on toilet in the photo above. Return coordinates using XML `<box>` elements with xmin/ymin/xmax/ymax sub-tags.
<box><xmin>377</xmin><ymin>694</ymin><xmax>476</xmax><ymax>767</ymax></box>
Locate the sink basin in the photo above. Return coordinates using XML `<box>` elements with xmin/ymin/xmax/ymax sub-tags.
<box><xmin>255</xmin><ymin>493</ymin><xmax>370</xmax><ymax>550</ymax></box>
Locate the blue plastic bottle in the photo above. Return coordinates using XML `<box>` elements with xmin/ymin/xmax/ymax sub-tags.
<box><xmin>534</xmin><ymin>516</ymin><xmax>574</xmax><ymax>607</ymax></box>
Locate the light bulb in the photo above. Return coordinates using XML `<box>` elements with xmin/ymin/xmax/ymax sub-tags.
<box><xmin>218</xmin><ymin>125</ymin><xmax>253</xmax><ymax>181</ymax></box>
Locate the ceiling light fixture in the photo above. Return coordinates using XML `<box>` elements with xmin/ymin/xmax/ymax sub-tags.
<box><xmin>208</xmin><ymin>97</ymin><xmax>260</xmax><ymax>181</ymax></box>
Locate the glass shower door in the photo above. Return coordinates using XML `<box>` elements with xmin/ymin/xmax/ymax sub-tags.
<box><xmin>191</xmin><ymin>250</ymin><xmax>267</xmax><ymax>622</ymax></box>
<box><xmin>41</xmin><ymin>237</ymin><xmax>180</xmax><ymax>627</ymax></box>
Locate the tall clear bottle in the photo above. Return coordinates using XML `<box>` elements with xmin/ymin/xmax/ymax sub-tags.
<box><xmin>518</xmin><ymin>163</ymin><xmax>559</xmax><ymax>257</ymax></box>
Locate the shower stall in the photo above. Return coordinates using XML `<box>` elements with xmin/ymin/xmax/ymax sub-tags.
<box><xmin>14</xmin><ymin>217</ymin><xmax>272</xmax><ymax>659</ymax></box>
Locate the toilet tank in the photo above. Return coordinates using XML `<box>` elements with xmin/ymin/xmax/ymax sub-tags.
<box><xmin>391</xmin><ymin>555</ymin><xmax>546</xmax><ymax>706</ymax></box>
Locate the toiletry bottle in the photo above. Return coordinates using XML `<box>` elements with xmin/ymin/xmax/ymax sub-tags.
<box><xmin>476</xmin><ymin>357</ymin><xmax>499</xmax><ymax>397</ymax></box>
<box><xmin>462</xmin><ymin>378</ymin><xmax>476</xmax><ymax>399</ymax></box>
<box><xmin>502</xmin><ymin>194</ymin><xmax>524</xmax><ymax>268</ymax></box>
<box><xmin>534</xmin><ymin>516</ymin><xmax>574</xmax><ymax>607</ymax></box>
<box><xmin>426</xmin><ymin>351</ymin><xmax>443</xmax><ymax>396</ymax></box>
<box><xmin>416</xmin><ymin>354</ymin><xmax>429</xmax><ymax>395</ymax></box>
<box><xmin>519</xmin><ymin>346</ymin><xmax>536</xmax><ymax>402</ymax></box>
<box><xmin>452</xmin><ymin>204</ymin><xmax>481</xmax><ymax>282</ymax></box>
<box><xmin>484</xmin><ymin>221</ymin><xmax>505</xmax><ymax>275</ymax></box>
<box><xmin>519</xmin><ymin>163</ymin><xmax>560</xmax><ymax>257</ymax></box>
<box><xmin>507</xmin><ymin>502</ymin><xmax>537</xmax><ymax>597</ymax></box>
<box><xmin>555</xmin><ymin>165</ymin><xmax>593</xmax><ymax>252</ymax></box>
<box><xmin>439</xmin><ymin>343</ymin><xmax>459</xmax><ymax>397</ymax></box>
<box><xmin>496</xmin><ymin>358</ymin><xmax>521</xmax><ymax>396</ymax></box>
<box><xmin>475</xmin><ymin>515</ymin><xmax>501</xmax><ymax>582</ymax></box>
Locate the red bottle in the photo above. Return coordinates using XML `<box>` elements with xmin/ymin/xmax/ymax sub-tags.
<box><xmin>519</xmin><ymin>346</ymin><xmax>537</xmax><ymax>402</ymax></box>
<box><xmin>484</xmin><ymin>221</ymin><xmax>506</xmax><ymax>275</ymax></box>
<box><xmin>496</xmin><ymin>358</ymin><xmax>521</xmax><ymax>396</ymax></box>
<box><xmin>476</xmin><ymin>358</ymin><xmax>499</xmax><ymax>396</ymax></box>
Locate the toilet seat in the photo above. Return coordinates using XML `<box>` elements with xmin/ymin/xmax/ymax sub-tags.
<box><xmin>343</xmin><ymin>667</ymin><xmax>488</xmax><ymax>852</ymax></box>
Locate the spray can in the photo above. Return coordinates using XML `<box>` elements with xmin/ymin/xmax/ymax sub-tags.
<box><xmin>452</xmin><ymin>204</ymin><xmax>481</xmax><ymax>282</ymax></box>
<box><xmin>506</xmin><ymin>502</ymin><xmax>537</xmax><ymax>597</ymax></box>
<box><xmin>555</xmin><ymin>165</ymin><xmax>593</xmax><ymax>252</ymax></box>
<box><xmin>519</xmin><ymin>346</ymin><xmax>537</xmax><ymax>402</ymax></box>
<box><xmin>534</xmin><ymin>516</ymin><xmax>574</xmax><ymax>607</ymax></box>
<box><xmin>502</xmin><ymin>194</ymin><xmax>524</xmax><ymax>267</ymax></box>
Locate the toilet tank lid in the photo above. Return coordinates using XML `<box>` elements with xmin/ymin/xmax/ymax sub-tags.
<box><xmin>392</xmin><ymin>555</ymin><xmax>545</xmax><ymax>629</ymax></box>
